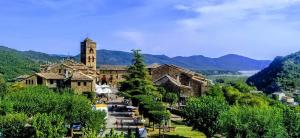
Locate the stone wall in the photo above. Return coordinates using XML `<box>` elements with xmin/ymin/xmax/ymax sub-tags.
<box><xmin>152</xmin><ymin>64</ymin><xmax>209</xmax><ymax>97</ymax></box>
<box><xmin>98</xmin><ymin>70</ymin><xmax>127</xmax><ymax>88</ymax></box>
<box><xmin>20</xmin><ymin>75</ymin><xmax>38</xmax><ymax>86</ymax></box>
<box><xmin>71</xmin><ymin>80</ymin><xmax>94</xmax><ymax>94</ymax></box>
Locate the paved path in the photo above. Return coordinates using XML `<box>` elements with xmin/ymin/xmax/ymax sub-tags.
<box><xmin>101</xmin><ymin>93</ymin><xmax>139</xmax><ymax>137</ymax></box>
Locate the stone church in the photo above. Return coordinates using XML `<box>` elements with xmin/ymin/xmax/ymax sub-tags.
<box><xmin>19</xmin><ymin>38</ymin><xmax>209</xmax><ymax>96</ymax></box>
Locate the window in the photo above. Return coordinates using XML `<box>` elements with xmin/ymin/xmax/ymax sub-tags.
<box><xmin>26</xmin><ymin>80</ymin><xmax>28</xmax><ymax>84</ymax></box>
<box><xmin>89</xmin><ymin>48</ymin><xmax>94</xmax><ymax>54</ymax></box>
<box><xmin>31</xmin><ymin>80</ymin><xmax>34</xmax><ymax>84</ymax></box>
<box><xmin>59</xmin><ymin>69</ymin><xmax>62</xmax><ymax>73</ymax></box>
<box><xmin>84</xmin><ymin>82</ymin><xmax>87</xmax><ymax>86</ymax></box>
<box><xmin>88</xmin><ymin>56</ymin><xmax>91</xmax><ymax>62</ymax></box>
<box><xmin>78</xmin><ymin>82</ymin><xmax>81</xmax><ymax>86</ymax></box>
<box><xmin>50</xmin><ymin>80</ymin><xmax>54</xmax><ymax>84</ymax></box>
<box><xmin>92</xmin><ymin>56</ymin><xmax>95</xmax><ymax>62</ymax></box>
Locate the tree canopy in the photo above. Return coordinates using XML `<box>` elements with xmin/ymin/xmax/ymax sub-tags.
<box><xmin>120</xmin><ymin>50</ymin><xmax>161</xmax><ymax>99</ymax></box>
<box><xmin>183</xmin><ymin>96</ymin><xmax>229</xmax><ymax>137</ymax></box>
<box><xmin>219</xmin><ymin>106</ymin><xmax>287</xmax><ymax>138</ymax></box>
<box><xmin>0</xmin><ymin>86</ymin><xmax>106</xmax><ymax>137</ymax></box>
<box><xmin>247</xmin><ymin>51</ymin><xmax>300</xmax><ymax>93</ymax></box>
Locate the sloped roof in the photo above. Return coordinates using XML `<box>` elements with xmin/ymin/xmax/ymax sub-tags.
<box><xmin>158</xmin><ymin>64</ymin><xmax>206</xmax><ymax>78</ymax></box>
<box><xmin>154</xmin><ymin>75</ymin><xmax>191</xmax><ymax>89</ymax></box>
<box><xmin>154</xmin><ymin>75</ymin><xmax>181</xmax><ymax>86</ymax></box>
<box><xmin>15</xmin><ymin>75</ymin><xmax>30</xmax><ymax>80</ymax></box>
<box><xmin>147</xmin><ymin>63</ymin><xmax>161</xmax><ymax>69</ymax></box>
<box><xmin>41</xmin><ymin>60</ymin><xmax>95</xmax><ymax>73</ymax></box>
<box><xmin>36</xmin><ymin>73</ymin><xmax>65</xmax><ymax>80</ymax></box>
<box><xmin>99</xmin><ymin>65</ymin><xmax>128</xmax><ymax>71</ymax></box>
<box><xmin>71</xmin><ymin>72</ymin><xmax>94</xmax><ymax>81</ymax></box>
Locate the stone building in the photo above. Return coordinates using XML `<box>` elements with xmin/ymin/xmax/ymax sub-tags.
<box><xmin>20</xmin><ymin>59</ymin><xmax>97</xmax><ymax>94</ymax></box>
<box><xmin>97</xmin><ymin>63</ymin><xmax>161</xmax><ymax>88</ymax></box>
<box><xmin>98</xmin><ymin>65</ymin><xmax>128</xmax><ymax>88</ymax></box>
<box><xmin>152</xmin><ymin>64</ymin><xmax>209</xmax><ymax>97</ymax></box>
<box><xmin>20</xmin><ymin>38</ymin><xmax>98</xmax><ymax>94</ymax></box>
<box><xmin>19</xmin><ymin>38</ymin><xmax>209</xmax><ymax>96</ymax></box>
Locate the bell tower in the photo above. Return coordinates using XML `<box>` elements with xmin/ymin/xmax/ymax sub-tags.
<box><xmin>81</xmin><ymin>38</ymin><xmax>97</xmax><ymax>70</ymax></box>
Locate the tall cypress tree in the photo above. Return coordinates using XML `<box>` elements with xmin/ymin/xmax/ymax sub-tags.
<box><xmin>120</xmin><ymin>50</ymin><xmax>161</xmax><ymax>99</ymax></box>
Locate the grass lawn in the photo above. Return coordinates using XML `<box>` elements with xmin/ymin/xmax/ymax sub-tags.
<box><xmin>147</xmin><ymin>121</ymin><xmax>206</xmax><ymax>138</ymax></box>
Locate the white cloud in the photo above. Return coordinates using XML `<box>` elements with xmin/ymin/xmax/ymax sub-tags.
<box><xmin>163</xmin><ymin>0</ymin><xmax>300</xmax><ymax>59</ymax></box>
<box><xmin>174</xmin><ymin>4</ymin><xmax>191</xmax><ymax>11</ymax></box>
<box><xmin>116</xmin><ymin>31</ymin><xmax>146</xmax><ymax>47</ymax></box>
<box><xmin>2</xmin><ymin>0</ymin><xmax>300</xmax><ymax>59</ymax></box>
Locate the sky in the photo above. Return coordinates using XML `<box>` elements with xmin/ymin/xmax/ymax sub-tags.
<box><xmin>1</xmin><ymin>0</ymin><xmax>300</xmax><ymax>60</ymax></box>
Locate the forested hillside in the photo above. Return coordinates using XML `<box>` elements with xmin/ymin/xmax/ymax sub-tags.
<box><xmin>247</xmin><ymin>51</ymin><xmax>300</xmax><ymax>94</ymax></box>
<box><xmin>0</xmin><ymin>46</ymin><xmax>62</xmax><ymax>80</ymax></box>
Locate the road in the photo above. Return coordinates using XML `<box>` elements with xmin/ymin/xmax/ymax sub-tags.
<box><xmin>101</xmin><ymin>92</ymin><xmax>139</xmax><ymax>137</ymax></box>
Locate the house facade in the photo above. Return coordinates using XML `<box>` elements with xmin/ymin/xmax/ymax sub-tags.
<box><xmin>152</xmin><ymin>64</ymin><xmax>209</xmax><ymax>97</ymax></box>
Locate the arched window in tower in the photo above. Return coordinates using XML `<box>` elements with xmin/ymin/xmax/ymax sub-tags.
<box><xmin>88</xmin><ymin>56</ymin><xmax>91</xmax><ymax>62</ymax></box>
<box><xmin>92</xmin><ymin>56</ymin><xmax>95</xmax><ymax>62</ymax></box>
<box><xmin>89</xmin><ymin>48</ymin><xmax>94</xmax><ymax>54</ymax></box>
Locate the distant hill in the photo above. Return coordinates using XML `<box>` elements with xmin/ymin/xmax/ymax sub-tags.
<box><xmin>91</xmin><ymin>50</ymin><xmax>271</xmax><ymax>71</ymax></box>
<box><xmin>0</xmin><ymin>46</ymin><xmax>62</xmax><ymax>80</ymax></box>
<box><xmin>0</xmin><ymin>46</ymin><xmax>271</xmax><ymax>80</ymax></box>
<box><xmin>247</xmin><ymin>51</ymin><xmax>300</xmax><ymax>94</ymax></box>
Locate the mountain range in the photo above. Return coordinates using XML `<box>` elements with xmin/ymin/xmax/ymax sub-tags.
<box><xmin>77</xmin><ymin>49</ymin><xmax>271</xmax><ymax>71</ymax></box>
<box><xmin>0</xmin><ymin>46</ymin><xmax>271</xmax><ymax>80</ymax></box>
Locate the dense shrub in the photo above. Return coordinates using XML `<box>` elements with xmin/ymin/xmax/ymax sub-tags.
<box><xmin>183</xmin><ymin>96</ymin><xmax>229</xmax><ymax>137</ymax></box>
<box><xmin>0</xmin><ymin>86</ymin><xmax>106</xmax><ymax>136</ymax></box>
<box><xmin>219</xmin><ymin>106</ymin><xmax>287</xmax><ymax>138</ymax></box>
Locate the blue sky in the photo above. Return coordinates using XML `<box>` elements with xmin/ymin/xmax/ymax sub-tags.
<box><xmin>1</xmin><ymin>0</ymin><xmax>300</xmax><ymax>60</ymax></box>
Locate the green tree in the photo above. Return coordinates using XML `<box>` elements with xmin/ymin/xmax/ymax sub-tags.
<box><xmin>237</xmin><ymin>93</ymin><xmax>268</xmax><ymax>107</ymax></box>
<box><xmin>32</xmin><ymin>113</ymin><xmax>66</xmax><ymax>138</ymax></box>
<box><xmin>183</xmin><ymin>96</ymin><xmax>229</xmax><ymax>137</ymax></box>
<box><xmin>0</xmin><ymin>75</ymin><xmax>7</xmax><ymax>97</ymax></box>
<box><xmin>230</xmin><ymin>81</ymin><xmax>256</xmax><ymax>93</ymax></box>
<box><xmin>0</xmin><ymin>100</ymin><xmax>13</xmax><ymax>115</ymax></box>
<box><xmin>149</xmin><ymin>110</ymin><xmax>171</xmax><ymax>136</ymax></box>
<box><xmin>82</xmin><ymin>128</ymin><xmax>97</xmax><ymax>138</ymax></box>
<box><xmin>283</xmin><ymin>107</ymin><xmax>300</xmax><ymax>138</ymax></box>
<box><xmin>206</xmin><ymin>84</ymin><xmax>224</xmax><ymax>98</ymax></box>
<box><xmin>223</xmin><ymin>86</ymin><xmax>242</xmax><ymax>105</ymax></box>
<box><xmin>164</xmin><ymin>92</ymin><xmax>178</xmax><ymax>107</ymax></box>
<box><xmin>0</xmin><ymin>113</ymin><xmax>28</xmax><ymax>138</ymax></box>
<box><xmin>120</xmin><ymin>50</ymin><xmax>160</xmax><ymax>99</ymax></box>
<box><xmin>295</xmin><ymin>96</ymin><xmax>300</xmax><ymax>103</ymax></box>
<box><xmin>157</xmin><ymin>87</ymin><xmax>167</xmax><ymax>97</ymax></box>
<box><xmin>219</xmin><ymin>106</ymin><xmax>287</xmax><ymax>138</ymax></box>
<box><xmin>2</xmin><ymin>86</ymin><xmax>106</xmax><ymax>134</ymax></box>
<box><xmin>104</xmin><ymin>129</ymin><xmax>124</xmax><ymax>138</ymax></box>
<box><xmin>85</xmin><ymin>110</ymin><xmax>106</xmax><ymax>133</ymax></box>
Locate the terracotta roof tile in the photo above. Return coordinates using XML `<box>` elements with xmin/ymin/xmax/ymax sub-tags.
<box><xmin>36</xmin><ymin>73</ymin><xmax>65</xmax><ymax>80</ymax></box>
<box><xmin>147</xmin><ymin>63</ymin><xmax>161</xmax><ymax>69</ymax></box>
<box><xmin>99</xmin><ymin>65</ymin><xmax>128</xmax><ymax>70</ymax></box>
<box><xmin>71</xmin><ymin>72</ymin><xmax>94</xmax><ymax>81</ymax></box>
